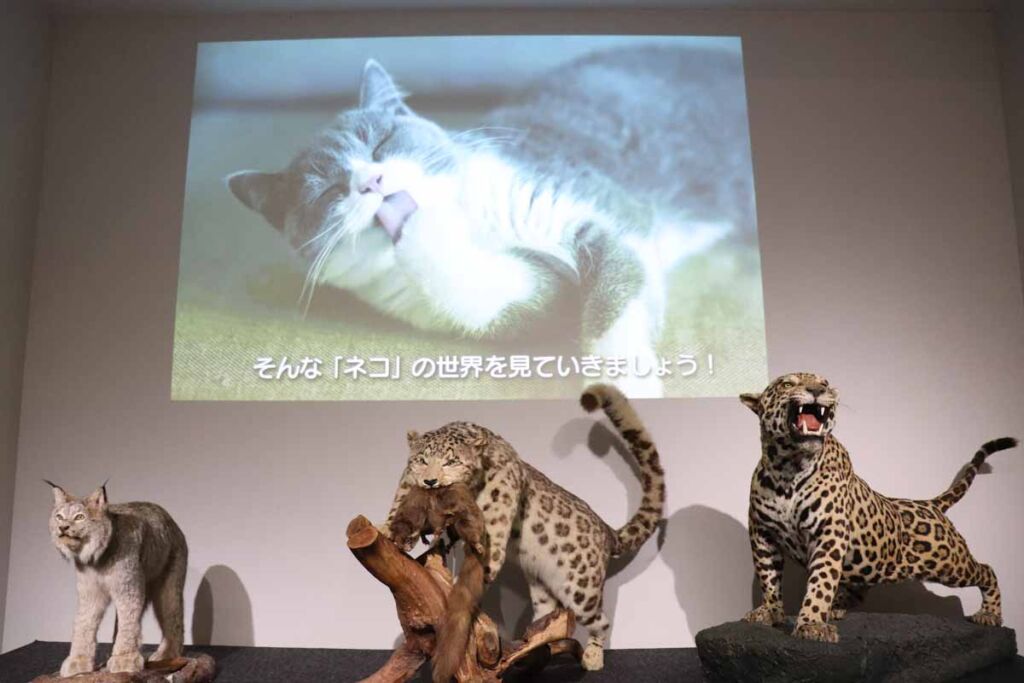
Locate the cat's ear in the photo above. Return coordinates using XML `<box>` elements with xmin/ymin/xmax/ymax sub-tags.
<box><xmin>85</xmin><ymin>483</ymin><xmax>108</xmax><ymax>510</ymax></box>
<box><xmin>359</xmin><ymin>59</ymin><xmax>411</xmax><ymax>115</ymax></box>
<box><xmin>227</xmin><ymin>170</ymin><xmax>287</xmax><ymax>232</ymax></box>
<box><xmin>407</xmin><ymin>430</ymin><xmax>420</xmax><ymax>445</ymax></box>
<box><xmin>44</xmin><ymin>480</ymin><xmax>68</xmax><ymax>506</ymax></box>
<box><xmin>739</xmin><ymin>392</ymin><xmax>763</xmax><ymax>415</ymax></box>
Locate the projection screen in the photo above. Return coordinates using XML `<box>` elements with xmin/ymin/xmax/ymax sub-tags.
<box><xmin>172</xmin><ymin>35</ymin><xmax>767</xmax><ymax>401</ymax></box>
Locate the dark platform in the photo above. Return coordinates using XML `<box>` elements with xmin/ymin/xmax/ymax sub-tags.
<box><xmin>697</xmin><ymin>613</ymin><xmax>1019</xmax><ymax>682</ymax></box>
<box><xmin>29</xmin><ymin>654</ymin><xmax>215</xmax><ymax>683</ymax></box>
<box><xmin>1</xmin><ymin>639</ymin><xmax>1022</xmax><ymax>682</ymax></box>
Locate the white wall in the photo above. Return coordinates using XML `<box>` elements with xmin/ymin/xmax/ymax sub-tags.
<box><xmin>0</xmin><ymin>0</ymin><xmax>49</xmax><ymax>648</ymax></box>
<box><xmin>995</xmin><ymin>0</ymin><xmax>1024</xmax><ymax>296</ymax></box>
<box><xmin>4</xmin><ymin>8</ymin><xmax>1024</xmax><ymax>653</ymax></box>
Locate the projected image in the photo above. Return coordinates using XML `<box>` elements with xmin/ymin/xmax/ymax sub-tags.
<box><xmin>173</xmin><ymin>36</ymin><xmax>767</xmax><ymax>401</ymax></box>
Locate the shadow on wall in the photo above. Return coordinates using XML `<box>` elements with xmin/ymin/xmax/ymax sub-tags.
<box><xmin>661</xmin><ymin>505</ymin><xmax>964</xmax><ymax>636</ymax></box>
<box><xmin>662</xmin><ymin>505</ymin><xmax>754</xmax><ymax>634</ymax></box>
<box><xmin>191</xmin><ymin>565</ymin><xmax>255</xmax><ymax>646</ymax></box>
<box><xmin>755</xmin><ymin>562</ymin><xmax>964</xmax><ymax>620</ymax></box>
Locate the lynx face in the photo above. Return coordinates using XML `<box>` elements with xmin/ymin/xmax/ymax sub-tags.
<box><xmin>47</xmin><ymin>482</ymin><xmax>113</xmax><ymax>563</ymax></box>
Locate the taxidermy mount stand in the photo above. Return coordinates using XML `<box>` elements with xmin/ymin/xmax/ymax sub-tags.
<box><xmin>346</xmin><ymin>515</ymin><xmax>582</xmax><ymax>682</ymax></box>
<box><xmin>32</xmin><ymin>655</ymin><xmax>216</xmax><ymax>682</ymax></box>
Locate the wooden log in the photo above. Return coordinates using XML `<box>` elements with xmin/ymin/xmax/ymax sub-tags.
<box><xmin>347</xmin><ymin>515</ymin><xmax>581</xmax><ymax>683</ymax></box>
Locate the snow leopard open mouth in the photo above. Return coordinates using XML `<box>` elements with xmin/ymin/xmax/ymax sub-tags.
<box><xmin>374</xmin><ymin>191</ymin><xmax>418</xmax><ymax>244</ymax></box>
<box><xmin>789</xmin><ymin>401</ymin><xmax>832</xmax><ymax>439</ymax></box>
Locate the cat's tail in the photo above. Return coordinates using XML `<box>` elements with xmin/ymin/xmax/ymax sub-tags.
<box><xmin>580</xmin><ymin>383</ymin><xmax>666</xmax><ymax>557</ymax></box>
<box><xmin>933</xmin><ymin>437</ymin><xmax>1018</xmax><ymax>513</ymax></box>
<box><xmin>432</xmin><ymin>550</ymin><xmax>485</xmax><ymax>683</ymax></box>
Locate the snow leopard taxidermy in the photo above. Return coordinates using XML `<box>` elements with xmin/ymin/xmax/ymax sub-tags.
<box><xmin>382</xmin><ymin>384</ymin><xmax>665</xmax><ymax>671</ymax></box>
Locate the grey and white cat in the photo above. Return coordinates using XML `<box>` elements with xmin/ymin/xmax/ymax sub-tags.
<box><xmin>47</xmin><ymin>482</ymin><xmax>188</xmax><ymax>676</ymax></box>
<box><xmin>229</xmin><ymin>45</ymin><xmax>753</xmax><ymax>397</ymax></box>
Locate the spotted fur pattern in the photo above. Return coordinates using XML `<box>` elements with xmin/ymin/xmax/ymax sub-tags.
<box><xmin>741</xmin><ymin>373</ymin><xmax>1018</xmax><ymax>642</ymax></box>
<box><xmin>382</xmin><ymin>383</ymin><xmax>665</xmax><ymax>671</ymax></box>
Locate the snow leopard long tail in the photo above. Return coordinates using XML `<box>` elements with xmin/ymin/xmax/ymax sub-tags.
<box><xmin>934</xmin><ymin>437</ymin><xmax>1018</xmax><ymax>513</ymax></box>
<box><xmin>580</xmin><ymin>383</ymin><xmax>666</xmax><ymax>557</ymax></box>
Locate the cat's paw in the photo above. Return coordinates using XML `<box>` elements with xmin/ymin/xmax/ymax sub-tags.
<box><xmin>581</xmin><ymin>643</ymin><xmax>604</xmax><ymax>671</ymax></box>
<box><xmin>742</xmin><ymin>604</ymin><xmax>785</xmax><ymax>626</ymax></box>
<box><xmin>968</xmin><ymin>610</ymin><xmax>1002</xmax><ymax>627</ymax></box>
<box><xmin>106</xmin><ymin>652</ymin><xmax>145</xmax><ymax>673</ymax></box>
<box><xmin>792</xmin><ymin>622</ymin><xmax>839</xmax><ymax>643</ymax></box>
<box><xmin>60</xmin><ymin>655</ymin><xmax>95</xmax><ymax>677</ymax></box>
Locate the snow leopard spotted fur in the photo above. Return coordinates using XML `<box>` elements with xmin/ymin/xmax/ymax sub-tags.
<box><xmin>382</xmin><ymin>383</ymin><xmax>665</xmax><ymax>671</ymax></box>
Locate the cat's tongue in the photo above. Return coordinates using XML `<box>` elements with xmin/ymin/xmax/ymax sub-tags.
<box><xmin>375</xmin><ymin>191</ymin><xmax>418</xmax><ymax>244</ymax></box>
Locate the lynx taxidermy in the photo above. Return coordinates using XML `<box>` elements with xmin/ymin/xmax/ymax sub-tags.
<box><xmin>47</xmin><ymin>482</ymin><xmax>188</xmax><ymax>676</ymax></box>
<box><xmin>228</xmin><ymin>46</ymin><xmax>752</xmax><ymax>397</ymax></box>
<box><xmin>382</xmin><ymin>384</ymin><xmax>665</xmax><ymax>671</ymax></box>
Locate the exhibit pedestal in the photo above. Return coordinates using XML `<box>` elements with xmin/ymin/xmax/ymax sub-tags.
<box><xmin>30</xmin><ymin>654</ymin><xmax>217</xmax><ymax>683</ymax></box>
<box><xmin>696</xmin><ymin>613</ymin><xmax>1016</xmax><ymax>682</ymax></box>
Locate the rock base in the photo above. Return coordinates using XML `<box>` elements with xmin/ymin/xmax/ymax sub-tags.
<box><xmin>696</xmin><ymin>613</ymin><xmax>1016</xmax><ymax>682</ymax></box>
<box><xmin>31</xmin><ymin>654</ymin><xmax>216</xmax><ymax>683</ymax></box>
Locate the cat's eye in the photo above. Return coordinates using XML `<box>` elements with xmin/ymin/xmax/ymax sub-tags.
<box><xmin>443</xmin><ymin>458</ymin><xmax>458</xmax><ymax>467</ymax></box>
<box><xmin>371</xmin><ymin>130</ymin><xmax>395</xmax><ymax>161</ymax></box>
<box><xmin>782</xmin><ymin>380</ymin><xmax>795</xmax><ymax>389</ymax></box>
<box><xmin>55</xmin><ymin>513</ymin><xmax>65</xmax><ymax>521</ymax></box>
<box><xmin>73</xmin><ymin>514</ymin><xmax>85</xmax><ymax>522</ymax></box>
<box><xmin>415</xmin><ymin>456</ymin><xmax>427</xmax><ymax>465</ymax></box>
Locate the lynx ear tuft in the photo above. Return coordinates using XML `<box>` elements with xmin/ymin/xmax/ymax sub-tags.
<box><xmin>44</xmin><ymin>480</ymin><xmax>68</xmax><ymax>505</ymax></box>
<box><xmin>86</xmin><ymin>484</ymin><xmax>108</xmax><ymax>509</ymax></box>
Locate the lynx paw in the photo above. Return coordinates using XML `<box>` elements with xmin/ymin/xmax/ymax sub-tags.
<box><xmin>581</xmin><ymin>643</ymin><xmax>604</xmax><ymax>671</ymax></box>
<box><xmin>743</xmin><ymin>604</ymin><xmax>785</xmax><ymax>626</ymax></box>
<box><xmin>60</xmin><ymin>655</ymin><xmax>95</xmax><ymax>677</ymax></box>
<box><xmin>792</xmin><ymin>622</ymin><xmax>839</xmax><ymax>643</ymax></box>
<box><xmin>969</xmin><ymin>611</ymin><xmax>1002</xmax><ymax>627</ymax></box>
<box><xmin>148</xmin><ymin>641</ymin><xmax>182</xmax><ymax>662</ymax></box>
<box><xmin>106</xmin><ymin>652</ymin><xmax>145</xmax><ymax>673</ymax></box>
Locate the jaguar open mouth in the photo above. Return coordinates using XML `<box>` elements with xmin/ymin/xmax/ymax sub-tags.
<box><xmin>789</xmin><ymin>402</ymin><xmax>832</xmax><ymax>439</ymax></box>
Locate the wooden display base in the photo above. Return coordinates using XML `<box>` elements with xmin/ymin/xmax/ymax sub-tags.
<box><xmin>347</xmin><ymin>515</ymin><xmax>582</xmax><ymax>682</ymax></box>
<box><xmin>32</xmin><ymin>654</ymin><xmax>216</xmax><ymax>683</ymax></box>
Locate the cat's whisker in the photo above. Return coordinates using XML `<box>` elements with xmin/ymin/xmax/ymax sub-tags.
<box><xmin>299</xmin><ymin>218</ymin><xmax>349</xmax><ymax>314</ymax></box>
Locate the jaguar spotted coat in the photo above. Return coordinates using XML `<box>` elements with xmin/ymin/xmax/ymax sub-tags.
<box><xmin>741</xmin><ymin>372</ymin><xmax>1017</xmax><ymax>642</ymax></box>
<box><xmin>381</xmin><ymin>384</ymin><xmax>665</xmax><ymax>671</ymax></box>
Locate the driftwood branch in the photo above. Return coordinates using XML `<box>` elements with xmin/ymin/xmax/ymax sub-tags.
<box><xmin>347</xmin><ymin>515</ymin><xmax>580</xmax><ymax>682</ymax></box>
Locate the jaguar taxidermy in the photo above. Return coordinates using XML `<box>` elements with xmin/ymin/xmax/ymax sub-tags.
<box><xmin>740</xmin><ymin>372</ymin><xmax>1018</xmax><ymax>642</ymax></box>
<box><xmin>382</xmin><ymin>383</ymin><xmax>665</xmax><ymax>670</ymax></box>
